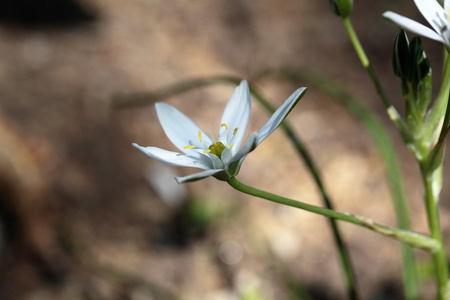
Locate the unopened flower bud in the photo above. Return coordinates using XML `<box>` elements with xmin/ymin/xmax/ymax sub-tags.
<box><xmin>329</xmin><ymin>0</ymin><xmax>353</xmax><ymax>18</ymax></box>
<box><xmin>409</xmin><ymin>37</ymin><xmax>431</xmax><ymax>85</ymax></box>
<box><xmin>392</xmin><ymin>29</ymin><xmax>411</xmax><ymax>79</ymax></box>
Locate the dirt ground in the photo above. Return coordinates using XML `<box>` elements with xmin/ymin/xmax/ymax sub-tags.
<box><xmin>0</xmin><ymin>0</ymin><xmax>448</xmax><ymax>299</ymax></box>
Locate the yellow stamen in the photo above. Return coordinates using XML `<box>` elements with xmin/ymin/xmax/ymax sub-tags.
<box><xmin>204</xmin><ymin>149</ymin><xmax>211</xmax><ymax>154</ymax></box>
<box><xmin>184</xmin><ymin>145</ymin><xmax>196</xmax><ymax>149</ymax></box>
<box><xmin>228</xmin><ymin>144</ymin><xmax>233</xmax><ymax>149</ymax></box>
<box><xmin>221</xmin><ymin>123</ymin><xmax>229</xmax><ymax>130</ymax></box>
<box><xmin>198</xmin><ymin>130</ymin><xmax>203</xmax><ymax>142</ymax></box>
<box><xmin>233</xmin><ymin>127</ymin><xmax>239</xmax><ymax>135</ymax></box>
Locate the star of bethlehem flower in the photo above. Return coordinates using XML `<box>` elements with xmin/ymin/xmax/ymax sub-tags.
<box><xmin>133</xmin><ymin>80</ymin><xmax>307</xmax><ymax>183</ymax></box>
<box><xmin>383</xmin><ymin>0</ymin><xmax>450</xmax><ymax>49</ymax></box>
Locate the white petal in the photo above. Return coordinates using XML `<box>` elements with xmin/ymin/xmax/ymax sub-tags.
<box><xmin>155</xmin><ymin>102</ymin><xmax>212</xmax><ymax>154</ymax></box>
<box><xmin>446</xmin><ymin>0</ymin><xmax>450</xmax><ymax>11</ymax></box>
<box><xmin>414</xmin><ymin>0</ymin><xmax>446</xmax><ymax>33</ymax></box>
<box><xmin>207</xmin><ymin>153</ymin><xmax>225</xmax><ymax>169</ymax></box>
<box><xmin>383</xmin><ymin>11</ymin><xmax>445</xmax><ymax>43</ymax></box>
<box><xmin>133</xmin><ymin>143</ymin><xmax>212</xmax><ymax>169</ymax></box>
<box><xmin>220</xmin><ymin>147</ymin><xmax>234</xmax><ymax>164</ymax></box>
<box><xmin>218</xmin><ymin>80</ymin><xmax>251</xmax><ymax>149</ymax></box>
<box><xmin>175</xmin><ymin>169</ymin><xmax>224</xmax><ymax>183</ymax></box>
<box><xmin>256</xmin><ymin>87</ymin><xmax>306</xmax><ymax>146</ymax></box>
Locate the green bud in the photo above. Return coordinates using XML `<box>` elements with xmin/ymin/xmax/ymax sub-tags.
<box><xmin>395</xmin><ymin>34</ymin><xmax>432</xmax><ymax>145</ymax></box>
<box><xmin>392</xmin><ymin>29</ymin><xmax>411</xmax><ymax>79</ymax></box>
<box><xmin>409</xmin><ymin>37</ymin><xmax>431</xmax><ymax>85</ymax></box>
<box><xmin>329</xmin><ymin>0</ymin><xmax>353</xmax><ymax>18</ymax></box>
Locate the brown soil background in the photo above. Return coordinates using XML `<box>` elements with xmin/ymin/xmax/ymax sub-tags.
<box><xmin>0</xmin><ymin>0</ymin><xmax>448</xmax><ymax>299</ymax></box>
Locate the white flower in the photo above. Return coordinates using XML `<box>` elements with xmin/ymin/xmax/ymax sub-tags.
<box><xmin>133</xmin><ymin>80</ymin><xmax>307</xmax><ymax>183</ymax></box>
<box><xmin>383</xmin><ymin>0</ymin><xmax>450</xmax><ymax>48</ymax></box>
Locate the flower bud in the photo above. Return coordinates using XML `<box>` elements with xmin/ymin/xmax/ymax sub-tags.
<box><xmin>409</xmin><ymin>37</ymin><xmax>431</xmax><ymax>85</ymax></box>
<box><xmin>392</xmin><ymin>29</ymin><xmax>411</xmax><ymax>79</ymax></box>
<box><xmin>329</xmin><ymin>0</ymin><xmax>353</xmax><ymax>18</ymax></box>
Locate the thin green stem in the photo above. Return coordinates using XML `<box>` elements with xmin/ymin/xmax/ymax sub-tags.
<box><xmin>440</xmin><ymin>51</ymin><xmax>450</xmax><ymax>137</ymax></box>
<box><xmin>227</xmin><ymin>177</ymin><xmax>439</xmax><ymax>251</ymax></box>
<box><xmin>420</xmin><ymin>163</ymin><xmax>450</xmax><ymax>299</ymax></box>
<box><xmin>428</xmin><ymin>54</ymin><xmax>450</xmax><ymax>146</ymax></box>
<box><xmin>341</xmin><ymin>17</ymin><xmax>415</xmax><ymax>154</ymax></box>
<box><xmin>424</xmin><ymin>7</ymin><xmax>449</xmax><ymax>300</ymax></box>
<box><xmin>340</xmin><ymin>16</ymin><xmax>421</xmax><ymax>298</ymax></box>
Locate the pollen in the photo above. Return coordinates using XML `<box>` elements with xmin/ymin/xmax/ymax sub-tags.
<box><xmin>233</xmin><ymin>127</ymin><xmax>239</xmax><ymax>135</ymax></box>
<box><xmin>184</xmin><ymin>145</ymin><xmax>196</xmax><ymax>149</ymax></box>
<box><xmin>221</xmin><ymin>123</ymin><xmax>229</xmax><ymax>130</ymax></box>
<box><xmin>198</xmin><ymin>130</ymin><xmax>203</xmax><ymax>142</ymax></box>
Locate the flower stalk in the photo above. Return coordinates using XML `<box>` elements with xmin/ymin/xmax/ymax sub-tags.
<box><xmin>420</xmin><ymin>162</ymin><xmax>450</xmax><ymax>299</ymax></box>
<box><xmin>227</xmin><ymin>177</ymin><xmax>439</xmax><ymax>251</ymax></box>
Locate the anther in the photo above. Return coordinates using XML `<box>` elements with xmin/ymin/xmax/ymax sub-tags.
<box><xmin>233</xmin><ymin>127</ymin><xmax>238</xmax><ymax>135</ymax></box>
<box><xmin>221</xmin><ymin>123</ymin><xmax>229</xmax><ymax>130</ymax></box>
<box><xmin>184</xmin><ymin>145</ymin><xmax>196</xmax><ymax>149</ymax></box>
<box><xmin>198</xmin><ymin>130</ymin><xmax>203</xmax><ymax>142</ymax></box>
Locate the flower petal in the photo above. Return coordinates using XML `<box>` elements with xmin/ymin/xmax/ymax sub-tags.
<box><xmin>414</xmin><ymin>0</ymin><xmax>446</xmax><ymax>34</ymax></box>
<box><xmin>155</xmin><ymin>102</ymin><xmax>212</xmax><ymax>154</ymax></box>
<box><xmin>256</xmin><ymin>87</ymin><xmax>307</xmax><ymax>146</ymax></box>
<box><xmin>446</xmin><ymin>0</ymin><xmax>450</xmax><ymax>11</ymax></box>
<box><xmin>383</xmin><ymin>11</ymin><xmax>445</xmax><ymax>42</ymax></box>
<box><xmin>175</xmin><ymin>169</ymin><xmax>224</xmax><ymax>183</ymax></box>
<box><xmin>218</xmin><ymin>80</ymin><xmax>251</xmax><ymax>149</ymax></box>
<box><xmin>133</xmin><ymin>143</ymin><xmax>212</xmax><ymax>169</ymax></box>
<box><xmin>207</xmin><ymin>153</ymin><xmax>225</xmax><ymax>169</ymax></box>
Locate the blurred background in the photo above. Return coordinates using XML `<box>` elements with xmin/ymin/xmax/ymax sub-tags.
<box><xmin>0</xmin><ymin>0</ymin><xmax>448</xmax><ymax>299</ymax></box>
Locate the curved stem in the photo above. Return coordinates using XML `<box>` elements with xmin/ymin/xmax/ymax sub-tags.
<box><xmin>341</xmin><ymin>17</ymin><xmax>415</xmax><ymax>152</ymax></box>
<box><xmin>227</xmin><ymin>177</ymin><xmax>439</xmax><ymax>252</ymax></box>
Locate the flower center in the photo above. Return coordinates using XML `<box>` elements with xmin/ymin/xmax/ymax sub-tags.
<box><xmin>183</xmin><ymin>123</ymin><xmax>239</xmax><ymax>159</ymax></box>
<box><xmin>208</xmin><ymin>142</ymin><xmax>226</xmax><ymax>158</ymax></box>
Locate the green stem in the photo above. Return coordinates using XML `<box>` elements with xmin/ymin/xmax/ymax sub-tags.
<box><xmin>341</xmin><ymin>16</ymin><xmax>421</xmax><ymax>298</ymax></box>
<box><xmin>341</xmin><ymin>17</ymin><xmax>415</xmax><ymax>154</ymax></box>
<box><xmin>420</xmin><ymin>163</ymin><xmax>450</xmax><ymax>299</ymax></box>
<box><xmin>439</xmin><ymin>51</ymin><xmax>450</xmax><ymax>140</ymax></box>
<box><xmin>227</xmin><ymin>177</ymin><xmax>439</xmax><ymax>252</ymax></box>
<box><xmin>427</xmin><ymin>54</ymin><xmax>450</xmax><ymax>146</ymax></box>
